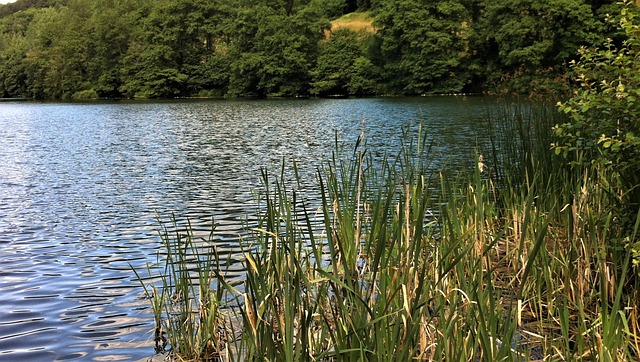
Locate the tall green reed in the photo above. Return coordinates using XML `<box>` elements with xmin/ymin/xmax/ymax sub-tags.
<box><xmin>134</xmin><ymin>101</ymin><xmax>639</xmax><ymax>361</ymax></box>
<box><xmin>483</xmin><ymin>98</ymin><xmax>639</xmax><ymax>361</ymax></box>
<box><xmin>132</xmin><ymin>219</ymin><xmax>233</xmax><ymax>361</ymax></box>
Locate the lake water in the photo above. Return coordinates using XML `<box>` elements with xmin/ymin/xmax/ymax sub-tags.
<box><xmin>0</xmin><ymin>97</ymin><xmax>494</xmax><ymax>361</ymax></box>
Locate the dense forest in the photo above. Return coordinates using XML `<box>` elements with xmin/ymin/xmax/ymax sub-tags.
<box><xmin>0</xmin><ymin>0</ymin><xmax>637</xmax><ymax>99</ymax></box>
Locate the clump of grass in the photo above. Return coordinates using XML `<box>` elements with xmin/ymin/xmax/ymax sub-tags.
<box><xmin>134</xmin><ymin>104</ymin><xmax>639</xmax><ymax>361</ymax></box>
<box><xmin>132</xmin><ymin>219</ymin><xmax>234</xmax><ymax>361</ymax></box>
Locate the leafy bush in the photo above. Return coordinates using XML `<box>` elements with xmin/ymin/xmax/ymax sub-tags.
<box><xmin>71</xmin><ymin>89</ymin><xmax>98</xmax><ymax>100</ymax></box>
<box><xmin>553</xmin><ymin>0</ymin><xmax>640</xmax><ymax>268</ymax></box>
<box><xmin>554</xmin><ymin>1</ymin><xmax>640</xmax><ymax>202</ymax></box>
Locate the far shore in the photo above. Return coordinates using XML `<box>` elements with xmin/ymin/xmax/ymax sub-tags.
<box><xmin>0</xmin><ymin>97</ymin><xmax>30</xmax><ymax>102</ymax></box>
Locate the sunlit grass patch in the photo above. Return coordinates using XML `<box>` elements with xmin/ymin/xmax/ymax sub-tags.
<box><xmin>329</xmin><ymin>12</ymin><xmax>375</xmax><ymax>35</ymax></box>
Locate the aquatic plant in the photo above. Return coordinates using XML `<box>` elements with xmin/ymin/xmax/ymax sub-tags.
<box><xmin>134</xmin><ymin>106</ymin><xmax>639</xmax><ymax>361</ymax></box>
<box><xmin>132</xmin><ymin>219</ymin><xmax>233</xmax><ymax>361</ymax></box>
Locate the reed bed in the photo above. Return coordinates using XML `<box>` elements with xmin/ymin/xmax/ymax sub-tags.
<box><xmin>135</xmin><ymin>104</ymin><xmax>639</xmax><ymax>361</ymax></box>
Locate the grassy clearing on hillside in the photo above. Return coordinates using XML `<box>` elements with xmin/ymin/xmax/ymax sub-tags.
<box><xmin>329</xmin><ymin>12</ymin><xmax>375</xmax><ymax>35</ymax></box>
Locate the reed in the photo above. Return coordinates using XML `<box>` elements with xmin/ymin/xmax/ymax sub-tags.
<box><xmin>134</xmin><ymin>103</ymin><xmax>639</xmax><ymax>361</ymax></box>
<box><xmin>132</xmin><ymin>219</ymin><xmax>234</xmax><ymax>361</ymax></box>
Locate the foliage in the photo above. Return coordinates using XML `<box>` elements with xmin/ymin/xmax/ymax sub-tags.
<box><xmin>315</xmin><ymin>0</ymin><xmax>347</xmax><ymax>18</ymax></box>
<box><xmin>120</xmin><ymin>0</ymin><xmax>194</xmax><ymax>98</ymax></box>
<box><xmin>311</xmin><ymin>29</ymin><xmax>379</xmax><ymax>96</ymax></box>
<box><xmin>0</xmin><ymin>0</ymin><xmax>65</xmax><ymax>18</ymax></box>
<box><xmin>226</xmin><ymin>4</ymin><xmax>327</xmax><ymax>97</ymax></box>
<box><xmin>554</xmin><ymin>1</ymin><xmax>640</xmax><ymax>206</ymax></box>
<box><xmin>480</xmin><ymin>0</ymin><xmax>602</xmax><ymax>69</ymax></box>
<box><xmin>70</xmin><ymin>89</ymin><xmax>97</xmax><ymax>99</ymax></box>
<box><xmin>373</xmin><ymin>0</ymin><xmax>472</xmax><ymax>94</ymax></box>
<box><xmin>468</xmin><ymin>0</ymin><xmax>605</xmax><ymax>95</ymax></box>
<box><xmin>0</xmin><ymin>0</ymin><xmax>635</xmax><ymax>98</ymax></box>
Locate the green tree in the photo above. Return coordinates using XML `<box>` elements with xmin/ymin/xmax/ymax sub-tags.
<box><xmin>0</xmin><ymin>34</ymin><xmax>27</xmax><ymax>97</ymax></box>
<box><xmin>83</xmin><ymin>0</ymin><xmax>147</xmax><ymax>98</ymax></box>
<box><xmin>186</xmin><ymin>0</ymin><xmax>236</xmax><ymax>96</ymax></box>
<box><xmin>314</xmin><ymin>0</ymin><xmax>347</xmax><ymax>18</ymax></box>
<box><xmin>482</xmin><ymin>0</ymin><xmax>601</xmax><ymax>68</ymax></box>
<box><xmin>20</xmin><ymin>5</ymin><xmax>91</xmax><ymax>99</ymax></box>
<box><xmin>119</xmin><ymin>0</ymin><xmax>241</xmax><ymax>98</ymax></box>
<box><xmin>0</xmin><ymin>8</ymin><xmax>37</xmax><ymax>97</ymax></box>
<box><xmin>554</xmin><ymin>1</ymin><xmax>640</xmax><ymax>208</ymax></box>
<box><xmin>311</xmin><ymin>29</ymin><xmax>378</xmax><ymax>96</ymax></box>
<box><xmin>119</xmin><ymin>0</ymin><xmax>198</xmax><ymax>98</ymax></box>
<box><xmin>227</xmin><ymin>3</ymin><xmax>327</xmax><ymax>97</ymax></box>
<box><xmin>471</xmin><ymin>0</ymin><xmax>603</xmax><ymax>93</ymax></box>
<box><xmin>373</xmin><ymin>0</ymin><xmax>471</xmax><ymax>94</ymax></box>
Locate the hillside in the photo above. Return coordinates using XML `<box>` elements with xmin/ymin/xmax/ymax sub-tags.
<box><xmin>0</xmin><ymin>0</ymin><xmax>64</xmax><ymax>18</ymax></box>
<box><xmin>1</xmin><ymin>0</ymin><xmax>638</xmax><ymax>99</ymax></box>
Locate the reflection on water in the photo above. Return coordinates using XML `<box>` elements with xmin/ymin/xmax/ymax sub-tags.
<box><xmin>0</xmin><ymin>97</ymin><xmax>493</xmax><ymax>360</ymax></box>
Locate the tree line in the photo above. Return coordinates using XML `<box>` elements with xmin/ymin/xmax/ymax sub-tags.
<box><xmin>0</xmin><ymin>0</ymin><xmax>636</xmax><ymax>99</ymax></box>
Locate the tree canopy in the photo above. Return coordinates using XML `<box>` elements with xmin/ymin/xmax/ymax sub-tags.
<box><xmin>0</xmin><ymin>0</ymin><xmax>636</xmax><ymax>99</ymax></box>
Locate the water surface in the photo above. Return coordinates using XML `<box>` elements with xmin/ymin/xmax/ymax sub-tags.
<box><xmin>0</xmin><ymin>97</ymin><xmax>493</xmax><ymax>361</ymax></box>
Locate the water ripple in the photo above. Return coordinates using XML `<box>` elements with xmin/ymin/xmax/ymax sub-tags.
<box><xmin>0</xmin><ymin>97</ymin><xmax>492</xmax><ymax>360</ymax></box>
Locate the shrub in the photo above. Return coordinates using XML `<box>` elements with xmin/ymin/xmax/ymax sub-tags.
<box><xmin>553</xmin><ymin>1</ymin><xmax>640</xmax><ymax>197</ymax></box>
<box><xmin>553</xmin><ymin>0</ymin><xmax>640</xmax><ymax>265</ymax></box>
<box><xmin>71</xmin><ymin>89</ymin><xmax>99</xmax><ymax>100</ymax></box>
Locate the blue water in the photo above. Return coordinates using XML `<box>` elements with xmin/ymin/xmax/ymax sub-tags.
<box><xmin>0</xmin><ymin>97</ymin><xmax>493</xmax><ymax>361</ymax></box>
